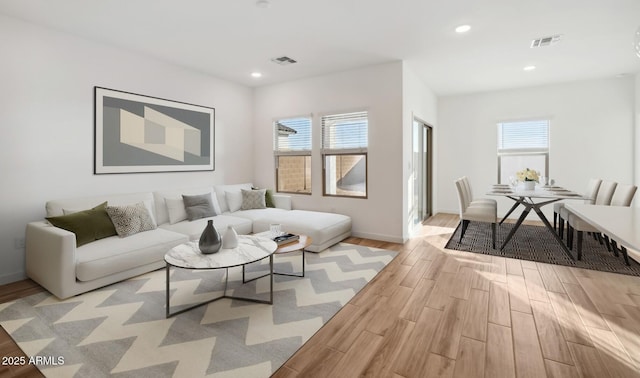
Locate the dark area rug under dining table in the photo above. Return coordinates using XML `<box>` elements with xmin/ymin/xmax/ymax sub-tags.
<box><xmin>445</xmin><ymin>222</ymin><xmax>640</xmax><ymax>277</ymax></box>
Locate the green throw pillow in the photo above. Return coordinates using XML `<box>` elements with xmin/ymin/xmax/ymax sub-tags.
<box><xmin>265</xmin><ymin>189</ymin><xmax>275</xmax><ymax>208</ymax></box>
<box><xmin>46</xmin><ymin>202</ymin><xmax>117</xmax><ymax>247</ymax></box>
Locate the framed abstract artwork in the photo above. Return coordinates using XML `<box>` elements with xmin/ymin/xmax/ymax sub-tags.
<box><xmin>94</xmin><ymin>87</ymin><xmax>215</xmax><ymax>174</ymax></box>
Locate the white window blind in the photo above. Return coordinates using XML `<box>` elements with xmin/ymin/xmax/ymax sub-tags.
<box><xmin>321</xmin><ymin>111</ymin><xmax>368</xmax><ymax>154</ymax></box>
<box><xmin>274</xmin><ymin>117</ymin><xmax>312</xmax><ymax>156</ymax></box>
<box><xmin>497</xmin><ymin>120</ymin><xmax>549</xmax><ymax>151</ymax></box>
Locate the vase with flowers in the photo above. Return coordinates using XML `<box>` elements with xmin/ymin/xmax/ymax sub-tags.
<box><xmin>516</xmin><ymin>168</ymin><xmax>539</xmax><ymax>190</ymax></box>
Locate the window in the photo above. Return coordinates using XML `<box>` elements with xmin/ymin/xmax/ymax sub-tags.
<box><xmin>274</xmin><ymin>117</ymin><xmax>312</xmax><ymax>194</ymax></box>
<box><xmin>497</xmin><ymin>120</ymin><xmax>549</xmax><ymax>184</ymax></box>
<box><xmin>321</xmin><ymin>111</ymin><xmax>368</xmax><ymax>198</ymax></box>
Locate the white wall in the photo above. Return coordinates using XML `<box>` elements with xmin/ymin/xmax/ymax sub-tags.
<box><xmin>253</xmin><ymin>62</ymin><xmax>404</xmax><ymax>242</ymax></box>
<box><xmin>402</xmin><ymin>63</ymin><xmax>438</xmax><ymax>239</ymax></box>
<box><xmin>438</xmin><ymin>77</ymin><xmax>636</xmax><ymax>219</ymax></box>
<box><xmin>0</xmin><ymin>15</ymin><xmax>254</xmax><ymax>284</ymax></box>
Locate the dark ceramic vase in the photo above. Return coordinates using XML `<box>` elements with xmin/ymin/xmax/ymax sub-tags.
<box><xmin>199</xmin><ymin>220</ymin><xmax>221</xmax><ymax>254</ymax></box>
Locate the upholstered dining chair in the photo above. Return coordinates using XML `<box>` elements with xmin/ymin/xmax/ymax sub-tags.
<box><xmin>461</xmin><ymin>176</ymin><xmax>497</xmax><ymax>207</ymax></box>
<box><xmin>560</xmin><ymin>179</ymin><xmax>613</xmax><ymax>241</ymax></box>
<box><xmin>604</xmin><ymin>184</ymin><xmax>637</xmax><ymax>265</ymax></box>
<box><xmin>610</xmin><ymin>184</ymin><xmax>637</xmax><ymax>207</ymax></box>
<box><xmin>566</xmin><ymin>182</ymin><xmax>635</xmax><ymax>264</ymax></box>
<box><xmin>563</xmin><ymin>180</ymin><xmax>616</xmax><ymax>248</ymax></box>
<box><xmin>555</xmin><ymin>178</ymin><xmax>601</xmax><ymax>238</ymax></box>
<box><xmin>455</xmin><ymin>178</ymin><xmax>497</xmax><ymax>249</ymax></box>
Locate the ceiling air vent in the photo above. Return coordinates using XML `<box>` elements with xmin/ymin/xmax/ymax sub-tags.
<box><xmin>271</xmin><ymin>56</ymin><xmax>297</xmax><ymax>65</ymax></box>
<box><xmin>530</xmin><ymin>35</ymin><xmax>562</xmax><ymax>48</ymax></box>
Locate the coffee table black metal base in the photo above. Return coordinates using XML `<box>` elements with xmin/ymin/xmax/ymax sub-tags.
<box><xmin>166</xmin><ymin>255</ymin><xmax>273</xmax><ymax>318</ymax></box>
<box><xmin>242</xmin><ymin>249</ymin><xmax>305</xmax><ymax>283</ymax></box>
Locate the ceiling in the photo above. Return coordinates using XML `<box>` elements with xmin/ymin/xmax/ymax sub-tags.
<box><xmin>2</xmin><ymin>0</ymin><xmax>639</xmax><ymax>96</ymax></box>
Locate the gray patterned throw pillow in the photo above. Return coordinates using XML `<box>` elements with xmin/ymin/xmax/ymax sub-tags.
<box><xmin>241</xmin><ymin>189</ymin><xmax>266</xmax><ymax>210</ymax></box>
<box><xmin>106</xmin><ymin>202</ymin><xmax>157</xmax><ymax>237</ymax></box>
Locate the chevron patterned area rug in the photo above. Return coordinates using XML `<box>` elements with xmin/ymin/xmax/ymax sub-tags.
<box><xmin>0</xmin><ymin>243</ymin><xmax>396</xmax><ymax>377</ymax></box>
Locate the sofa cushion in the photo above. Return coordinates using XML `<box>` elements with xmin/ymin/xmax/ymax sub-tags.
<box><xmin>252</xmin><ymin>210</ymin><xmax>352</xmax><ymax>251</ymax></box>
<box><xmin>46</xmin><ymin>192</ymin><xmax>155</xmax><ymax>218</ymax></box>
<box><xmin>231</xmin><ymin>208</ymin><xmax>289</xmax><ymax>222</ymax></box>
<box><xmin>241</xmin><ymin>189</ymin><xmax>266</xmax><ymax>210</ymax></box>
<box><xmin>159</xmin><ymin>215</ymin><xmax>253</xmax><ymax>241</ymax></box>
<box><xmin>106</xmin><ymin>202</ymin><xmax>157</xmax><ymax>237</ymax></box>
<box><xmin>46</xmin><ymin>202</ymin><xmax>117</xmax><ymax>247</ymax></box>
<box><xmin>182</xmin><ymin>193</ymin><xmax>216</xmax><ymax>220</ymax></box>
<box><xmin>76</xmin><ymin>228</ymin><xmax>187</xmax><ymax>282</ymax></box>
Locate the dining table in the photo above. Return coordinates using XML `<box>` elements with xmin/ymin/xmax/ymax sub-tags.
<box><xmin>487</xmin><ymin>184</ymin><xmax>589</xmax><ymax>260</ymax></box>
<box><xmin>564</xmin><ymin>204</ymin><xmax>640</xmax><ymax>265</ymax></box>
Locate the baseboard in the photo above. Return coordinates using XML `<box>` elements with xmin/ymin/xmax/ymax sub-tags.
<box><xmin>350</xmin><ymin>231</ymin><xmax>404</xmax><ymax>244</ymax></box>
<box><xmin>0</xmin><ymin>271</ymin><xmax>27</xmax><ymax>286</ymax></box>
<box><xmin>627</xmin><ymin>248</ymin><xmax>640</xmax><ymax>265</ymax></box>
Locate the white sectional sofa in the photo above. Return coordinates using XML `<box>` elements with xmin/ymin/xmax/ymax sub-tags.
<box><xmin>26</xmin><ymin>183</ymin><xmax>352</xmax><ymax>299</ymax></box>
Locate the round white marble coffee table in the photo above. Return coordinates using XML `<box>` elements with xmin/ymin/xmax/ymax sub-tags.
<box><xmin>165</xmin><ymin>235</ymin><xmax>277</xmax><ymax>318</ymax></box>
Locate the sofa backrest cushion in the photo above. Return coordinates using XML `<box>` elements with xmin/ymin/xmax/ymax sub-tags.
<box><xmin>153</xmin><ymin>187</ymin><xmax>219</xmax><ymax>225</ymax></box>
<box><xmin>46</xmin><ymin>192</ymin><xmax>156</xmax><ymax>219</ymax></box>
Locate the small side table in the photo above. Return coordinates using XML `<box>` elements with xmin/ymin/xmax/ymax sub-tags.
<box><xmin>243</xmin><ymin>234</ymin><xmax>312</xmax><ymax>282</ymax></box>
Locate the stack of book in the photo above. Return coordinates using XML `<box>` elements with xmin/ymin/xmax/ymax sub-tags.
<box><xmin>272</xmin><ymin>233</ymin><xmax>299</xmax><ymax>245</ymax></box>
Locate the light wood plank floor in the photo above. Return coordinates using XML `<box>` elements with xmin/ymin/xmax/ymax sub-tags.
<box><xmin>1</xmin><ymin>213</ymin><xmax>639</xmax><ymax>378</ymax></box>
<box><xmin>274</xmin><ymin>213</ymin><xmax>640</xmax><ymax>378</ymax></box>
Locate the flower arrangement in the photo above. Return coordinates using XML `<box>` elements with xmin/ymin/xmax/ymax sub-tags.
<box><xmin>516</xmin><ymin>168</ymin><xmax>539</xmax><ymax>182</ymax></box>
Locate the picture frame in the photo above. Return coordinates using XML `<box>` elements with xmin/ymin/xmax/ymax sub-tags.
<box><xmin>94</xmin><ymin>87</ymin><xmax>215</xmax><ymax>174</ymax></box>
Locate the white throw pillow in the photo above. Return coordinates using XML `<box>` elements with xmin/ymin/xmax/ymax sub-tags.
<box><xmin>225</xmin><ymin>191</ymin><xmax>243</xmax><ymax>213</ymax></box>
<box><xmin>165</xmin><ymin>198</ymin><xmax>188</xmax><ymax>224</ymax></box>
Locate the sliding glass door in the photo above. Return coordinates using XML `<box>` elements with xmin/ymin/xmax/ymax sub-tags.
<box><xmin>411</xmin><ymin>119</ymin><xmax>432</xmax><ymax>232</ymax></box>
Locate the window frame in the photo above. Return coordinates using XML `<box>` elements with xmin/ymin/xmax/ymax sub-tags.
<box><xmin>321</xmin><ymin>110</ymin><xmax>368</xmax><ymax>199</ymax></box>
<box><xmin>496</xmin><ymin>119</ymin><xmax>550</xmax><ymax>184</ymax></box>
<box><xmin>322</xmin><ymin>152</ymin><xmax>368</xmax><ymax>199</ymax></box>
<box><xmin>274</xmin><ymin>116</ymin><xmax>313</xmax><ymax>195</ymax></box>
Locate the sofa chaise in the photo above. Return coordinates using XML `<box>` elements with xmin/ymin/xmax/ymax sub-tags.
<box><xmin>26</xmin><ymin>183</ymin><xmax>352</xmax><ymax>299</ymax></box>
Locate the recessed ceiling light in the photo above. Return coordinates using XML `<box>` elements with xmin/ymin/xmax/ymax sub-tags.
<box><xmin>251</xmin><ymin>72</ymin><xmax>262</xmax><ymax>78</ymax></box>
<box><xmin>523</xmin><ymin>65</ymin><xmax>536</xmax><ymax>71</ymax></box>
<box><xmin>255</xmin><ymin>0</ymin><xmax>271</xmax><ymax>8</ymax></box>
<box><xmin>455</xmin><ymin>25</ymin><xmax>471</xmax><ymax>33</ymax></box>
